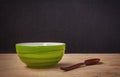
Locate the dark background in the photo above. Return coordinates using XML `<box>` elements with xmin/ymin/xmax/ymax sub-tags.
<box><xmin>0</xmin><ymin>0</ymin><xmax>120</xmax><ymax>53</ymax></box>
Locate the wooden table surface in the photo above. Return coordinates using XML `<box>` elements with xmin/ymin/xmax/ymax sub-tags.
<box><xmin>0</xmin><ymin>53</ymin><xmax>120</xmax><ymax>77</ymax></box>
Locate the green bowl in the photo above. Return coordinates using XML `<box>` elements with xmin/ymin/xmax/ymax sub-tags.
<box><xmin>16</xmin><ymin>42</ymin><xmax>65</xmax><ymax>68</ymax></box>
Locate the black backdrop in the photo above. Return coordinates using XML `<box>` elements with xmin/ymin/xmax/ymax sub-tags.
<box><xmin>0</xmin><ymin>0</ymin><xmax>120</xmax><ymax>53</ymax></box>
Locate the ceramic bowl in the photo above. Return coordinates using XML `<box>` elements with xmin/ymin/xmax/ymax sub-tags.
<box><xmin>16</xmin><ymin>42</ymin><xmax>65</xmax><ymax>68</ymax></box>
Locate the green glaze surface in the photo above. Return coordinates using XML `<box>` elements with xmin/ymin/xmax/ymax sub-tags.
<box><xmin>16</xmin><ymin>42</ymin><xmax>65</xmax><ymax>68</ymax></box>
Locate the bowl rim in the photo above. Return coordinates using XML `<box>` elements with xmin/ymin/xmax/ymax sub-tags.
<box><xmin>16</xmin><ymin>42</ymin><xmax>65</xmax><ymax>46</ymax></box>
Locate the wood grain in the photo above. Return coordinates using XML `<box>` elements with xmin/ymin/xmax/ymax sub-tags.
<box><xmin>0</xmin><ymin>53</ymin><xmax>120</xmax><ymax>77</ymax></box>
